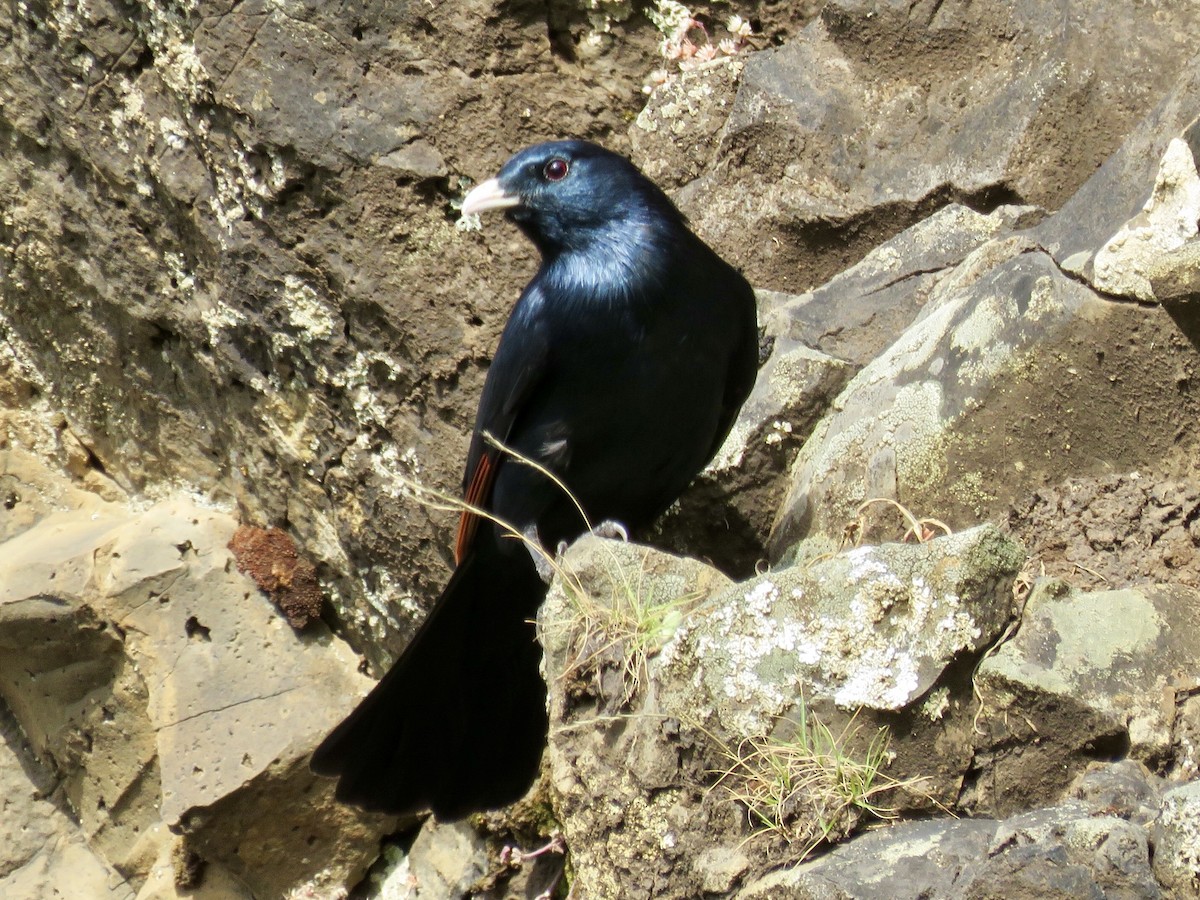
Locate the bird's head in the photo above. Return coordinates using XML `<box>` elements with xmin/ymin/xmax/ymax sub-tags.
<box><xmin>461</xmin><ymin>140</ymin><xmax>682</xmax><ymax>258</ymax></box>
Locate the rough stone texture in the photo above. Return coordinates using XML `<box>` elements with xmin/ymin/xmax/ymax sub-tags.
<box><xmin>738</xmin><ymin>817</ymin><xmax>998</xmax><ymax>899</ymax></box>
<box><xmin>5</xmin><ymin>0</ymin><xmax>1200</xmax><ymax>896</ymax></box>
<box><xmin>759</xmin><ymin>204</ymin><xmax>1044</xmax><ymax>370</ymax></box>
<box><xmin>663</xmin><ymin>525</ymin><xmax>1023</xmax><ymax>734</ymax></box>
<box><xmin>673</xmin><ymin>0</ymin><xmax>1200</xmax><ymax>293</ymax></box>
<box><xmin>364</xmin><ymin>819</ymin><xmax>490</xmax><ymax>899</ymax></box>
<box><xmin>1154</xmin><ymin>780</ymin><xmax>1200</xmax><ymax>898</ymax></box>
<box><xmin>1006</xmin><ymin>474</ymin><xmax>1200</xmax><ymax>593</ymax></box>
<box><xmin>0</xmin><ymin>0</ymin><xmax>669</xmax><ymax>671</ymax></box>
<box><xmin>656</xmin><ymin>203</ymin><xmax>1038</xmax><ymax>574</ymax></box>
<box><xmin>770</xmin><ymin>198</ymin><xmax>1200</xmax><ymax>559</ymax></box>
<box><xmin>739</xmin><ymin>761</ymin><xmax>1166</xmax><ymax>900</ymax></box>
<box><xmin>0</xmin><ymin>446</ymin><xmax>389</xmax><ymax>898</ymax></box>
<box><xmin>974</xmin><ymin>580</ymin><xmax>1200</xmax><ymax>772</ymax></box>
<box><xmin>654</xmin><ymin>332</ymin><xmax>851</xmax><ymax>575</ymax></box>
<box><xmin>538</xmin><ymin>527</ymin><xmax>1022</xmax><ymax>898</ymax></box>
<box><xmin>0</xmin><ymin>704</ymin><xmax>134</xmax><ymax>898</ymax></box>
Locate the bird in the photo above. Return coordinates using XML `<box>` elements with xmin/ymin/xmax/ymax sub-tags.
<box><xmin>310</xmin><ymin>139</ymin><xmax>759</xmax><ymax>820</ymax></box>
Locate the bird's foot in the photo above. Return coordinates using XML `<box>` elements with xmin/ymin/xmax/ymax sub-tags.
<box><xmin>523</xmin><ymin>524</ymin><xmax>558</xmax><ymax>584</ymax></box>
<box><xmin>591</xmin><ymin>519</ymin><xmax>629</xmax><ymax>542</ymax></box>
<box><xmin>524</xmin><ymin>520</ymin><xmax>628</xmax><ymax>584</ymax></box>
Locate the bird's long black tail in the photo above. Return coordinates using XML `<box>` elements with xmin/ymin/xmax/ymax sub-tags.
<box><xmin>310</xmin><ymin>539</ymin><xmax>549</xmax><ymax>820</ymax></box>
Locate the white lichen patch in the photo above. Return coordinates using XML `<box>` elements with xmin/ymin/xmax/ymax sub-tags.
<box><xmin>1094</xmin><ymin>137</ymin><xmax>1200</xmax><ymax>301</ymax></box>
<box><xmin>674</xmin><ymin>528</ymin><xmax>1009</xmax><ymax>737</ymax></box>
<box><xmin>922</xmin><ymin>686</ymin><xmax>951</xmax><ymax>720</ymax></box>
<box><xmin>162</xmin><ymin>251</ymin><xmax>196</xmax><ymax>301</ymax></box>
<box><xmin>1156</xmin><ymin>782</ymin><xmax>1200</xmax><ymax>887</ymax></box>
<box><xmin>199</xmin><ymin>301</ymin><xmax>245</xmax><ymax>347</ymax></box>
<box><xmin>157</xmin><ymin>115</ymin><xmax>189</xmax><ymax>151</ymax></box>
<box><xmin>950</xmin><ymin>289</ymin><xmax>1016</xmax><ymax>383</ymax></box>
<box><xmin>323</xmin><ymin>349</ymin><xmax>406</xmax><ymax>434</ymax></box>
<box><xmin>360</xmin><ymin>566</ymin><xmax>419</xmax><ymax>629</ymax></box>
<box><xmin>282</xmin><ymin>275</ymin><xmax>336</xmax><ymax>341</ymax></box>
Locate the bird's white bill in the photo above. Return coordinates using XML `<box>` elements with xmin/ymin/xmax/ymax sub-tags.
<box><xmin>461</xmin><ymin>178</ymin><xmax>521</xmax><ymax>216</ymax></box>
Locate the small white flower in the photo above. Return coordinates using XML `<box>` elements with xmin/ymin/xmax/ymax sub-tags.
<box><xmin>727</xmin><ymin>14</ymin><xmax>752</xmax><ymax>38</ymax></box>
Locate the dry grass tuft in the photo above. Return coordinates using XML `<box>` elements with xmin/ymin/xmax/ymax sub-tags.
<box><xmin>707</xmin><ymin>703</ymin><xmax>922</xmax><ymax>858</ymax></box>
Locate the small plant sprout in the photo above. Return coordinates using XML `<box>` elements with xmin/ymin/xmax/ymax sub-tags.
<box><xmin>844</xmin><ymin>497</ymin><xmax>953</xmax><ymax>548</ymax></box>
<box><xmin>559</xmin><ymin>545</ymin><xmax>703</xmax><ymax>707</ymax></box>
<box><xmin>645</xmin><ymin>1</ymin><xmax>756</xmax><ymax>87</ymax></box>
<box><xmin>709</xmin><ymin>702</ymin><xmax>921</xmax><ymax>858</ymax></box>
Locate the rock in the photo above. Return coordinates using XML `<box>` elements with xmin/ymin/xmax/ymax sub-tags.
<box><xmin>655</xmin><ymin>337</ymin><xmax>851</xmax><ymax>574</ymax></box>
<box><xmin>631</xmin><ymin>57</ymin><xmax>746</xmax><ymax>189</ymax></box>
<box><xmin>1005</xmin><ymin>474</ymin><xmax>1200</xmax><ymax>594</ymax></box>
<box><xmin>659</xmin><ymin>202</ymin><xmax>1036</xmax><ymax>575</ymax></box>
<box><xmin>738</xmin><ymin>817</ymin><xmax>998</xmax><ymax>899</ymax></box>
<box><xmin>0</xmin><ymin>453</ymin><xmax>390</xmax><ymax>897</ymax></box>
<box><xmin>677</xmin><ymin>0</ymin><xmax>1200</xmax><ymax>291</ymax></box>
<box><xmin>696</xmin><ymin>846</ymin><xmax>751</xmax><ymax>894</ymax></box>
<box><xmin>403</xmin><ymin>825</ymin><xmax>487</xmax><ymax>900</ymax></box>
<box><xmin>769</xmin><ymin>235</ymin><xmax>1200</xmax><ymax>557</ymax></box>
<box><xmin>538</xmin><ymin>536</ymin><xmax>740</xmax><ymax>900</ymax></box>
<box><xmin>1068</xmin><ymin>760</ymin><xmax>1165</xmax><ymax>828</ymax></box>
<box><xmin>1153</xmin><ymin>780</ymin><xmax>1200</xmax><ymax>898</ymax></box>
<box><xmin>973</xmin><ymin>581</ymin><xmax>1200</xmax><ymax>813</ymax></box>
<box><xmin>0</xmin><ymin>704</ymin><xmax>134</xmax><ymax>899</ymax></box>
<box><xmin>539</xmin><ymin>526</ymin><xmax>1022</xmax><ymax>897</ymax></box>
<box><xmin>666</xmin><ymin>524</ymin><xmax>1023</xmax><ymax>735</ymax></box>
<box><xmin>0</xmin><ymin>0</ymin><xmax>669</xmax><ymax>673</ymax></box>
<box><xmin>6</xmin><ymin>0</ymin><xmax>1200</xmax><ymax>894</ymax></box>
<box><xmin>758</xmin><ymin>204</ymin><xmax>1042</xmax><ymax>370</ymax></box>
<box><xmin>1035</xmin><ymin>63</ymin><xmax>1200</xmax><ymax>346</ymax></box>
<box><xmin>740</xmin><ymin>763</ymin><xmax>1165</xmax><ymax>899</ymax></box>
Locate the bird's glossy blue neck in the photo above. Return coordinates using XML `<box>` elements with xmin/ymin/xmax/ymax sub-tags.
<box><xmin>539</xmin><ymin>218</ymin><xmax>672</xmax><ymax>305</ymax></box>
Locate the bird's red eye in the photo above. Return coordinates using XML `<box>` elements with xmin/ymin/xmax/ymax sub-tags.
<box><xmin>543</xmin><ymin>158</ymin><xmax>569</xmax><ymax>181</ymax></box>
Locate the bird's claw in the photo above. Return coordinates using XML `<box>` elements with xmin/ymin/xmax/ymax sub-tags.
<box><xmin>592</xmin><ymin>519</ymin><xmax>629</xmax><ymax>542</ymax></box>
<box><xmin>524</xmin><ymin>520</ymin><xmax>628</xmax><ymax>584</ymax></box>
<box><xmin>524</xmin><ymin>524</ymin><xmax>558</xmax><ymax>584</ymax></box>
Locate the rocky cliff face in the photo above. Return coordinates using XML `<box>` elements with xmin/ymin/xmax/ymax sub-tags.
<box><xmin>3</xmin><ymin>0</ymin><xmax>1200</xmax><ymax>898</ymax></box>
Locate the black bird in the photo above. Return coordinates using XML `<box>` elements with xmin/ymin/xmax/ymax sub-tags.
<box><xmin>310</xmin><ymin>140</ymin><xmax>758</xmax><ymax>819</ymax></box>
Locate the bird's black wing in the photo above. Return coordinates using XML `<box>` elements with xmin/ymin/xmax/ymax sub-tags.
<box><xmin>707</xmin><ymin>256</ymin><xmax>760</xmax><ymax>460</ymax></box>
<box><xmin>454</xmin><ymin>289</ymin><xmax>550</xmax><ymax>562</ymax></box>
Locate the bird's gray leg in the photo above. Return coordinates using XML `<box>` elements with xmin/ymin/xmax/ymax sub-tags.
<box><xmin>523</xmin><ymin>523</ymin><xmax>558</xmax><ymax>584</ymax></box>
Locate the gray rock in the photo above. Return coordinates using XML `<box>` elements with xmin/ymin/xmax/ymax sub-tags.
<box><xmin>1068</xmin><ymin>760</ymin><xmax>1165</xmax><ymax>829</ymax></box>
<box><xmin>974</xmin><ymin>581</ymin><xmax>1200</xmax><ymax>813</ymax></box>
<box><xmin>768</xmin><ymin>228</ymin><xmax>1200</xmax><ymax>558</ymax></box>
<box><xmin>696</xmin><ymin>846</ymin><xmax>752</xmax><ymax>894</ymax></box>
<box><xmin>768</xmin><ymin>236</ymin><xmax>1086</xmax><ymax>552</ymax></box>
<box><xmin>406</xmin><ymin>819</ymin><xmax>489</xmax><ymax>899</ymax></box>
<box><xmin>738</xmin><ymin>817</ymin><xmax>997</xmax><ymax>899</ymax></box>
<box><xmin>632</xmin><ymin>57</ymin><xmax>746</xmax><ymax>189</ymax></box>
<box><xmin>957</xmin><ymin>801</ymin><xmax>1160</xmax><ymax>900</ymax></box>
<box><xmin>0</xmin><ymin>705</ymin><xmax>134</xmax><ymax>899</ymax></box>
<box><xmin>0</xmin><ymin>457</ymin><xmax>389</xmax><ymax>897</ymax></box>
<box><xmin>961</xmin><ymin>844</ymin><xmax>1106</xmax><ymax>900</ymax></box>
<box><xmin>658</xmin><ymin>202</ymin><xmax>1036</xmax><ymax>573</ymax></box>
<box><xmin>676</xmin><ymin>0</ymin><xmax>1200</xmax><ymax>291</ymax></box>
<box><xmin>758</xmin><ymin>204</ymin><xmax>1042</xmax><ymax>369</ymax></box>
<box><xmin>1039</xmin><ymin>66</ymin><xmax>1200</xmax><ymax>285</ymax></box>
<box><xmin>739</xmin><ymin>776</ymin><xmax>1165</xmax><ymax>900</ymax></box>
<box><xmin>663</xmin><ymin>525</ymin><xmax>1022</xmax><ymax>736</ymax></box>
<box><xmin>656</xmin><ymin>337</ymin><xmax>851</xmax><ymax>573</ymax></box>
<box><xmin>1152</xmin><ymin>780</ymin><xmax>1200</xmax><ymax>898</ymax></box>
<box><xmin>0</xmin><ymin>0</ymin><xmax>671</xmax><ymax>675</ymax></box>
<box><xmin>539</xmin><ymin>527</ymin><xmax>1021</xmax><ymax>898</ymax></box>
